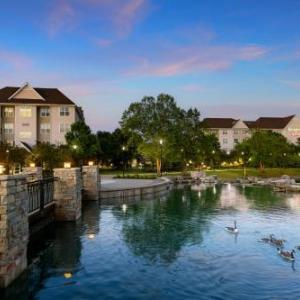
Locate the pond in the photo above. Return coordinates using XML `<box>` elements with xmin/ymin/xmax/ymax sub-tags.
<box><xmin>2</xmin><ymin>184</ymin><xmax>300</xmax><ymax>300</ymax></box>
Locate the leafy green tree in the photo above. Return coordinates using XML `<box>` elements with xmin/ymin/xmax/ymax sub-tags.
<box><xmin>121</xmin><ymin>94</ymin><xmax>182</xmax><ymax>174</ymax></box>
<box><xmin>26</xmin><ymin>143</ymin><xmax>62</xmax><ymax>171</ymax></box>
<box><xmin>235</xmin><ymin>130</ymin><xmax>293</xmax><ymax>170</ymax></box>
<box><xmin>65</xmin><ymin>121</ymin><xmax>100</xmax><ymax>165</ymax></box>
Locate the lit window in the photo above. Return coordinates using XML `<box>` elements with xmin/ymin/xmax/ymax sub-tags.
<box><xmin>3</xmin><ymin>107</ymin><xmax>14</xmax><ymax>118</ymax></box>
<box><xmin>60</xmin><ymin>107</ymin><xmax>70</xmax><ymax>116</ymax></box>
<box><xmin>20</xmin><ymin>107</ymin><xmax>32</xmax><ymax>117</ymax></box>
<box><xmin>3</xmin><ymin>123</ymin><xmax>14</xmax><ymax>134</ymax></box>
<box><xmin>60</xmin><ymin>123</ymin><xmax>70</xmax><ymax>133</ymax></box>
<box><xmin>40</xmin><ymin>107</ymin><xmax>50</xmax><ymax>117</ymax></box>
<box><xmin>19</xmin><ymin>131</ymin><xmax>32</xmax><ymax>138</ymax></box>
<box><xmin>40</xmin><ymin>123</ymin><xmax>51</xmax><ymax>134</ymax></box>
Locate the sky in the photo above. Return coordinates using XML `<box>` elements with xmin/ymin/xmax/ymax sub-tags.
<box><xmin>0</xmin><ymin>0</ymin><xmax>300</xmax><ymax>131</ymax></box>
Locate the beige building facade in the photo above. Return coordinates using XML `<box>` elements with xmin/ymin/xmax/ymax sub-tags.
<box><xmin>203</xmin><ymin>115</ymin><xmax>300</xmax><ymax>152</ymax></box>
<box><xmin>0</xmin><ymin>83</ymin><xmax>84</xmax><ymax>146</ymax></box>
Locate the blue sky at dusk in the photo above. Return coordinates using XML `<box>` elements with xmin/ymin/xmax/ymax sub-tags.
<box><xmin>0</xmin><ymin>0</ymin><xmax>300</xmax><ymax>131</ymax></box>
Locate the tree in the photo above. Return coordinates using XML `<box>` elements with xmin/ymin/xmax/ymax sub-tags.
<box><xmin>121</xmin><ymin>94</ymin><xmax>183</xmax><ymax>174</ymax></box>
<box><xmin>235</xmin><ymin>130</ymin><xmax>293</xmax><ymax>170</ymax></box>
<box><xmin>65</xmin><ymin>121</ymin><xmax>100</xmax><ymax>165</ymax></box>
<box><xmin>26</xmin><ymin>143</ymin><xmax>62</xmax><ymax>171</ymax></box>
<box><xmin>97</xmin><ymin>128</ymin><xmax>137</xmax><ymax>168</ymax></box>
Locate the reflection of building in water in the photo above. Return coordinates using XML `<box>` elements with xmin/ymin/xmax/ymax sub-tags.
<box><xmin>191</xmin><ymin>184</ymin><xmax>209</xmax><ymax>192</ymax></box>
<box><xmin>82</xmin><ymin>201</ymin><xmax>100</xmax><ymax>236</ymax></box>
<box><xmin>218</xmin><ymin>184</ymin><xmax>250</xmax><ymax>212</ymax></box>
<box><xmin>286</xmin><ymin>194</ymin><xmax>300</xmax><ymax>213</ymax></box>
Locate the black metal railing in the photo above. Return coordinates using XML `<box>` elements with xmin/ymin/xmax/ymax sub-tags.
<box><xmin>27</xmin><ymin>178</ymin><xmax>55</xmax><ymax>214</ymax></box>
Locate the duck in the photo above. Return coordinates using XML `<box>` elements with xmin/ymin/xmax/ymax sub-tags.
<box><xmin>277</xmin><ymin>248</ymin><xmax>295</xmax><ymax>261</ymax></box>
<box><xmin>270</xmin><ymin>234</ymin><xmax>285</xmax><ymax>247</ymax></box>
<box><xmin>261</xmin><ymin>237</ymin><xmax>271</xmax><ymax>243</ymax></box>
<box><xmin>225</xmin><ymin>220</ymin><xmax>239</xmax><ymax>234</ymax></box>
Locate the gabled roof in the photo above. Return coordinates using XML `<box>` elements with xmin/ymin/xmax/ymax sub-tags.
<box><xmin>0</xmin><ymin>85</ymin><xmax>75</xmax><ymax>105</ymax></box>
<box><xmin>248</xmin><ymin>115</ymin><xmax>295</xmax><ymax>129</ymax></box>
<box><xmin>202</xmin><ymin>118</ymin><xmax>239</xmax><ymax>129</ymax></box>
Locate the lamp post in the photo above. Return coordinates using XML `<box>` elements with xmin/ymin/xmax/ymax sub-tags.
<box><xmin>122</xmin><ymin>146</ymin><xmax>126</xmax><ymax>178</ymax></box>
<box><xmin>211</xmin><ymin>150</ymin><xmax>215</xmax><ymax>170</ymax></box>
<box><xmin>159</xmin><ymin>139</ymin><xmax>163</xmax><ymax>176</ymax></box>
<box><xmin>241</xmin><ymin>151</ymin><xmax>246</xmax><ymax>178</ymax></box>
<box><xmin>6</xmin><ymin>149</ymin><xmax>9</xmax><ymax>175</ymax></box>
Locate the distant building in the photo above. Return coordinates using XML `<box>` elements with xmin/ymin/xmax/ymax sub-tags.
<box><xmin>202</xmin><ymin>118</ymin><xmax>250</xmax><ymax>152</ymax></box>
<box><xmin>0</xmin><ymin>83</ymin><xmax>84</xmax><ymax>146</ymax></box>
<box><xmin>203</xmin><ymin>115</ymin><xmax>300</xmax><ymax>152</ymax></box>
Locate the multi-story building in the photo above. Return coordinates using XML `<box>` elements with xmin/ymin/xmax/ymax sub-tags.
<box><xmin>202</xmin><ymin>118</ymin><xmax>250</xmax><ymax>153</ymax></box>
<box><xmin>203</xmin><ymin>115</ymin><xmax>300</xmax><ymax>152</ymax></box>
<box><xmin>0</xmin><ymin>83</ymin><xmax>84</xmax><ymax>146</ymax></box>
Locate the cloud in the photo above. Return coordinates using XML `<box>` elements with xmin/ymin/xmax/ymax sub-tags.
<box><xmin>46</xmin><ymin>0</ymin><xmax>75</xmax><ymax>36</ymax></box>
<box><xmin>281</xmin><ymin>80</ymin><xmax>300</xmax><ymax>89</ymax></box>
<box><xmin>0</xmin><ymin>49</ymin><xmax>32</xmax><ymax>70</ymax></box>
<box><xmin>45</xmin><ymin>0</ymin><xmax>149</xmax><ymax>39</ymax></box>
<box><xmin>128</xmin><ymin>44</ymin><xmax>268</xmax><ymax>77</ymax></box>
<box><xmin>181</xmin><ymin>84</ymin><xmax>205</xmax><ymax>93</ymax></box>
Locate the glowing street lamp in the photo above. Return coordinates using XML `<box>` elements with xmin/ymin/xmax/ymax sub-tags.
<box><xmin>159</xmin><ymin>139</ymin><xmax>163</xmax><ymax>176</ymax></box>
<box><xmin>72</xmin><ymin>144</ymin><xmax>78</xmax><ymax>150</ymax></box>
<box><xmin>121</xmin><ymin>146</ymin><xmax>126</xmax><ymax>177</ymax></box>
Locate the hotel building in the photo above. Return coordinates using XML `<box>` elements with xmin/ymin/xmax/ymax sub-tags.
<box><xmin>0</xmin><ymin>83</ymin><xmax>84</xmax><ymax>146</ymax></box>
<box><xmin>203</xmin><ymin>115</ymin><xmax>300</xmax><ymax>152</ymax></box>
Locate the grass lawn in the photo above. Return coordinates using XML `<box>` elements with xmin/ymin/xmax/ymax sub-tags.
<box><xmin>100</xmin><ymin>168</ymin><xmax>300</xmax><ymax>180</ymax></box>
<box><xmin>206</xmin><ymin>168</ymin><xmax>300</xmax><ymax>180</ymax></box>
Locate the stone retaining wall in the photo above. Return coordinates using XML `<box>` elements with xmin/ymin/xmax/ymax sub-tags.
<box><xmin>0</xmin><ymin>175</ymin><xmax>28</xmax><ymax>288</ymax></box>
<box><xmin>53</xmin><ymin>168</ymin><xmax>82</xmax><ymax>221</ymax></box>
<box><xmin>82</xmin><ymin>166</ymin><xmax>100</xmax><ymax>200</ymax></box>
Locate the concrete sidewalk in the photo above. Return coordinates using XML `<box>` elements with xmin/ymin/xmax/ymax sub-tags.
<box><xmin>101</xmin><ymin>175</ymin><xmax>163</xmax><ymax>191</ymax></box>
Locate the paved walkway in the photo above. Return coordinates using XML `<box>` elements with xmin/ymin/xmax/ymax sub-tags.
<box><xmin>101</xmin><ymin>175</ymin><xmax>163</xmax><ymax>191</ymax></box>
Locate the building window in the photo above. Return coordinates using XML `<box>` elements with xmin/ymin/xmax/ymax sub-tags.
<box><xmin>223</xmin><ymin>138</ymin><xmax>228</xmax><ymax>144</ymax></box>
<box><xmin>20</xmin><ymin>107</ymin><xmax>32</xmax><ymax>118</ymax></box>
<box><xmin>19</xmin><ymin>131</ymin><xmax>32</xmax><ymax>138</ymax></box>
<box><xmin>22</xmin><ymin>123</ymin><xmax>30</xmax><ymax>127</ymax></box>
<box><xmin>3</xmin><ymin>107</ymin><xmax>14</xmax><ymax>118</ymax></box>
<box><xmin>223</xmin><ymin>130</ymin><xmax>228</xmax><ymax>135</ymax></box>
<box><xmin>40</xmin><ymin>107</ymin><xmax>50</xmax><ymax>117</ymax></box>
<box><xmin>60</xmin><ymin>107</ymin><xmax>70</xmax><ymax>116</ymax></box>
<box><xmin>60</xmin><ymin>123</ymin><xmax>70</xmax><ymax>133</ymax></box>
<box><xmin>3</xmin><ymin>123</ymin><xmax>14</xmax><ymax>134</ymax></box>
<box><xmin>234</xmin><ymin>139</ymin><xmax>239</xmax><ymax>144</ymax></box>
<box><xmin>40</xmin><ymin>123</ymin><xmax>51</xmax><ymax>134</ymax></box>
<box><xmin>234</xmin><ymin>130</ymin><xmax>239</xmax><ymax>134</ymax></box>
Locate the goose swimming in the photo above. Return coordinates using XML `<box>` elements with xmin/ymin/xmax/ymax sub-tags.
<box><xmin>270</xmin><ymin>234</ymin><xmax>285</xmax><ymax>247</ymax></box>
<box><xmin>225</xmin><ymin>220</ymin><xmax>239</xmax><ymax>234</ymax></box>
<box><xmin>277</xmin><ymin>248</ymin><xmax>295</xmax><ymax>261</ymax></box>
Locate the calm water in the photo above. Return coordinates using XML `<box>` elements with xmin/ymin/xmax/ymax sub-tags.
<box><xmin>2</xmin><ymin>184</ymin><xmax>300</xmax><ymax>300</ymax></box>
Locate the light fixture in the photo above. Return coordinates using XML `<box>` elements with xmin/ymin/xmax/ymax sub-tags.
<box><xmin>88</xmin><ymin>233</ymin><xmax>95</xmax><ymax>239</ymax></box>
<box><xmin>64</xmin><ymin>273</ymin><xmax>72</xmax><ymax>279</ymax></box>
<box><xmin>29</xmin><ymin>162</ymin><xmax>36</xmax><ymax>168</ymax></box>
<box><xmin>72</xmin><ymin>145</ymin><xmax>78</xmax><ymax>150</ymax></box>
<box><xmin>64</xmin><ymin>162</ymin><xmax>71</xmax><ymax>168</ymax></box>
<box><xmin>122</xmin><ymin>146</ymin><xmax>126</xmax><ymax>151</ymax></box>
<box><xmin>159</xmin><ymin>139</ymin><xmax>163</xmax><ymax>145</ymax></box>
<box><xmin>88</xmin><ymin>161</ymin><xmax>94</xmax><ymax>166</ymax></box>
<box><xmin>0</xmin><ymin>164</ymin><xmax>5</xmax><ymax>175</ymax></box>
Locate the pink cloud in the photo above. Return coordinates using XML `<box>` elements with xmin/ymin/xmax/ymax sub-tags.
<box><xmin>46</xmin><ymin>0</ymin><xmax>75</xmax><ymax>36</ymax></box>
<box><xmin>128</xmin><ymin>44</ymin><xmax>268</xmax><ymax>77</ymax></box>
<box><xmin>281</xmin><ymin>80</ymin><xmax>300</xmax><ymax>89</ymax></box>
<box><xmin>0</xmin><ymin>49</ymin><xmax>32</xmax><ymax>70</ymax></box>
<box><xmin>181</xmin><ymin>84</ymin><xmax>205</xmax><ymax>93</ymax></box>
<box><xmin>96</xmin><ymin>38</ymin><xmax>114</xmax><ymax>47</ymax></box>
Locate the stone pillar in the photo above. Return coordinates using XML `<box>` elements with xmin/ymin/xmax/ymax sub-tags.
<box><xmin>0</xmin><ymin>175</ymin><xmax>28</xmax><ymax>288</ymax></box>
<box><xmin>82</xmin><ymin>166</ymin><xmax>100</xmax><ymax>200</ymax></box>
<box><xmin>53</xmin><ymin>168</ymin><xmax>82</xmax><ymax>221</ymax></box>
<box><xmin>22</xmin><ymin>167</ymin><xmax>43</xmax><ymax>181</ymax></box>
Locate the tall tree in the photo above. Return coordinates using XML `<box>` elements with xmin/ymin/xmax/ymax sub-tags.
<box><xmin>65</xmin><ymin>121</ymin><xmax>100</xmax><ymax>164</ymax></box>
<box><xmin>121</xmin><ymin>94</ymin><xmax>182</xmax><ymax>174</ymax></box>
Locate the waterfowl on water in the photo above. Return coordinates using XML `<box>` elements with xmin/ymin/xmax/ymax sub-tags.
<box><xmin>270</xmin><ymin>234</ymin><xmax>285</xmax><ymax>247</ymax></box>
<box><xmin>225</xmin><ymin>220</ymin><xmax>239</xmax><ymax>234</ymax></box>
<box><xmin>261</xmin><ymin>237</ymin><xmax>271</xmax><ymax>243</ymax></box>
<box><xmin>277</xmin><ymin>248</ymin><xmax>295</xmax><ymax>261</ymax></box>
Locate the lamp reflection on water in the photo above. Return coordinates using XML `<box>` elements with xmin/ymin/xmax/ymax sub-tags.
<box><xmin>122</xmin><ymin>204</ymin><xmax>127</xmax><ymax>213</ymax></box>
